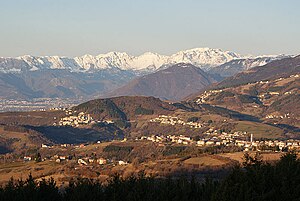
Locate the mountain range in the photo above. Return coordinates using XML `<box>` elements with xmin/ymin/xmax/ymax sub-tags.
<box><xmin>0</xmin><ymin>47</ymin><xmax>292</xmax><ymax>101</ymax></box>
<box><xmin>0</xmin><ymin>48</ymin><xmax>242</xmax><ymax>73</ymax></box>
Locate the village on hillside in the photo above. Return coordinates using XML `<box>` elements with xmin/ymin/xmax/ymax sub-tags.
<box><xmin>53</xmin><ymin>109</ymin><xmax>113</xmax><ymax>127</ymax></box>
<box><xmin>137</xmin><ymin>131</ymin><xmax>300</xmax><ymax>153</ymax></box>
<box><xmin>150</xmin><ymin>115</ymin><xmax>204</xmax><ymax>128</ymax></box>
<box><xmin>20</xmin><ymin>128</ymin><xmax>300</xmax><ymax>169</ymax></box>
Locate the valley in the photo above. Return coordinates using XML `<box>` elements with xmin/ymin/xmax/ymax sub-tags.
<box><xmin>0</xmin><ymin>49</ymin><xmax>299</xmax><ymax>189</ymax></box>
<box><xmin>2</xmin><ymin>1</ymin><xmax>300</xmax><ymax>199</ymax></box>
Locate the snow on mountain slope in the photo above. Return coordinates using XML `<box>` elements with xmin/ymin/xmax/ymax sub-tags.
<box><xmin>0</xmin><ymin>48</ymin><xmax>289</xmax><ymax>73</ymax></box>
<box><xmin>167</xmin><ymin>48</ymin><xmax>241</xmax><ymax>70</ymax></box>
<box><xmin>208</xmin><ymin>55</ymin><xmax>291</xmax><ymax>77</ymax></box>
<box><xmin>19</xmin><ymin>55</ymin><xmax>82</xmax><ymax>71</ymax></box>
<box><xmin>130</xmin><ymin>52</ymin><xmax>168</xmax><ymax>71</ymax></box>
<box><xmin>0</xmin><ymin>57</ymin><xmax>30</xmax><ymax>73</ymax></box>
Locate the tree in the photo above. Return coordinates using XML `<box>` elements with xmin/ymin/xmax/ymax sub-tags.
<box><xmin>35</xmin><ymin>153</ymin><xmax>42</xmax><ymax>162</ymax></box>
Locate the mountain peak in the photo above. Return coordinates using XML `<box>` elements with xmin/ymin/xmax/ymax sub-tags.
<box><xmin>141</xmin><ymin>52</ymin><xmax>162</xmax><ymax>56</ymax></box>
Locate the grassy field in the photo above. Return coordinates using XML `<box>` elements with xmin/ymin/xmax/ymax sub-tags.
<box><xmin>234</xmin><ymin>121</ymin><xmax>284</xmax><ymax>139</ymax></box>
<box><xmin>274</xmin><ymin>76</ymin><xmax>297</xmax><ymax>86</ymax></box>
<box><xmin>0</xmin><ymin>126</ymin><xmax>39</xmax><ymax>150</ymax></box>
<box><xmin>0</xmin><ymin>127</ymin><xmax>28</xmax><ymax>140</ymax></box>
<box><xmin>0</xmin><ymin>161</ymin><xmax>62</xmax><ymax>184</ymax></box>
<box><xmin>0</xmin><ymin>111</ymin><xmax>64</xmax><ymax>126</ymax></box>
<box><xmin>218</xmin><ymin>152</ymin><xmax>283</xmax><ymax>163</ymax></box>
<box><xmin>78</xmin><ymin>141</ymin><xmax>112</xmax><ymax>152</ymax></box>
<box><xmin>183</xmin><ymin>156</ymin><xmax>228</xmax><ymax>166</ymax></box>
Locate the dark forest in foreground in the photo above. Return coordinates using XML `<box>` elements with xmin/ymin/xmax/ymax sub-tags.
<box><xmin>1</xmin><ymin>152</ymin><xmax>300</xmax><ymax>201</ymax></box>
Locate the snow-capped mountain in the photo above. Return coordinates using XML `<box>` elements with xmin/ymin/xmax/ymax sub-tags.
<box><xmin>1</xmin><ymin>48</ymin><xmax>292</xmax><ymax>75</ymax></box>
<box><xmin>0</xmin><ymin>48</ymin><xmax>244</xmax><ymax>73</ymax></box>
<box><xmin>19</xmin><ymin>55</ymin><xmax>81</xmax><ymax>71</ymax></box>
<box><xmin>208</xmin><ymin>55</ymin><xmax>291</xmax><ymax>77</ymax></box>
<box><xmin>166</xmin><ymin>48</ymin><xmax>241</xmax><ymax>70</ymax></box>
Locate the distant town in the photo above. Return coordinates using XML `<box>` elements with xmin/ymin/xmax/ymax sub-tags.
<box><xmin>0</xmin><ymin>98</ymin><xmax>85</xmax><ymax>112</ymax></box>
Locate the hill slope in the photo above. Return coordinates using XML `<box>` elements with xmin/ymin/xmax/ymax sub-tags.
<box><xmin>193</xmin><ymin>73</ymin><xmax>300</xmax><ymax>133</ymax></box>
<box><xmin>215</xmin><ymin>55</ymin><xmax>300</xmax><ymax>89</ymax></box>
<box><xmin>73</xmin><ymin>96</ymin><xmax>177</xmax><ymax>121</ymax></box>
<box><xmin>208</xmin><ymin>55</ymin><xmax>289</xmax><ymax>78</ymax></box>
<box><xmin>107</xmin><ymin>63</ymin><xmax>216</xmax><ymax>101</ymax></box>
<box><xmin>0</xmin><ymin>69</ymin><xmax>135</xmax><ymax>99</ymax></box>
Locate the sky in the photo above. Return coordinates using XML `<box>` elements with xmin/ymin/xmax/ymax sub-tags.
<box><xmin>0</xmin><ymin>0</ymin><xmax>299</xmax><ymax>57</ymax></box>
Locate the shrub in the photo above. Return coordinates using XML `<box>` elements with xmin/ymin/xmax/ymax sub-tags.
<box><xmin>187</xmin><ymin>117</ymin><xmax>199</xmax><ymax>122</ymax></box>
<box><xmin>135</xmin><ymin>107</ymin><xmax>154</xmax><ymax>115</ymax></box>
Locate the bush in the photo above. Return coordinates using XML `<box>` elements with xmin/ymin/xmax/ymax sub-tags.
<box><xmin>238</xmin><ymin>94</ymin><xmax>262</xmax><ymax>104</ymax></box>
<box><xmin>114</xmin><ymin>120</ymin><xmax>130</xmax><ymax>129</ymax></box>
<box><xmin>163</xmin><ymin>146</ymin><xmax>187</xmax><ymax>156</ymax></box>
<box><xmin>134</xmin><ymin>107</ymin><xmax>154</xmax><ymax>115</ymax></box>
<box><xmin>187</xmin><ymin>117</ymin><xmax>199</xmax><ymax>122</ymax></box>
<box><xmin>103</xmin><ymin>145</ymin><xmax>133</xmax><ymax>153</ymax></box>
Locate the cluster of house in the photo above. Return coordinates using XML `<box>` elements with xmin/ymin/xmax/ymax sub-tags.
<box><xmin>41</xmin><ymin>143</ymin><xmax>75</xmax><ymax>149</ymax></box>
<box><xmin>195</xmin><ymin>89</ymin><xmax>223</xmax><ymax>104</ymax></box>
<box><xmin>138</xmin><ymin>131</ymin><xmax>247</xmax><ymax>146</ymax></box>
<box><xmin>50</xmin><ymin>107</ymin><xmax>66</xmax><ymax>111</ymax></box>
<box><xmin>140</xmin><ymin>135</ymin><xmax>194</xmax><ymax>145</ymax></box>
<box><xmin>22</xmin><ymin>154</ymin><xmax>71</xmax><ymax>163</ymax></box>
<box><xmin>290</xmin><ymin>74</ymin><xmax>299</xmax><ymax>78</ymax></box>
<box><xmin>55</xmin><ymin>111</ymin><xmax>94</xmax><ymax>127</ymax></box>
<box><xmin>77</xmin><ymin>158</ymin><xmax>128</xmax><ymax>166</ymax></box>
<box><xmin>253</xmin><ymin>74</ymin><xmax>299</xmax><ymax>100</ymax></box>
<box><xmin>52</xmin><ymin>109</ymin><xmax>115</xmax><ymax>127</ymax></box>
<box><xmin>77</xmin><ymin>157</ymin><xmax>109</xmax><ymax>166</ymax></box>
<box><xmin>265</xmin><ymin>113</ymin><xmax>291</xmax><ymax>119</ymax></box>
<box><xmin>138</xmin><ymin>130</ymin><xmax>300</xmax><ymax>152</ymax></box>
<box><xmin>248</xmin><ymin>140</ymin><xmax>300</xmax><ymax>151</ymax></box>
<box><xmin>23</xmin><ymin>150</ymin><xmax>129</xmax><ymax>167</ymax></box>
<box><xmin>25</xmin><ymin>142</ymin><xmax>128</xmax><ymax>166</ymax></box>
<box><xmin>23</xmin><ymin>156</ymin><xmax>32</xmax><ymax>161</ymax></box>
<box><xmin>149</xmin><ymin>115</ymin><xmax>203</xmax><ymax>128</ymax></box>
<box><xmin>258</xmin><ymin>93</ymin><xmax>276</xmax><ymax>101</ymax></box>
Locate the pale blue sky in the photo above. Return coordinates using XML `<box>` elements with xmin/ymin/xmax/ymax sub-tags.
<box><xmin>0</xmin><ymin>0</ymin><xmax>299</xmax><ymax>57</ymax></box>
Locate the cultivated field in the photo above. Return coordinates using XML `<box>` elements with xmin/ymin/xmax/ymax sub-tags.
<box><xmin>184</xmin><ymin>156</ymin><xmax>228</xmax><ymax>166</ymax></box>
<box><xmin>218</xmin><ymin>152</ymin><xmax>283</xmax><ymax>163</ymax></box>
